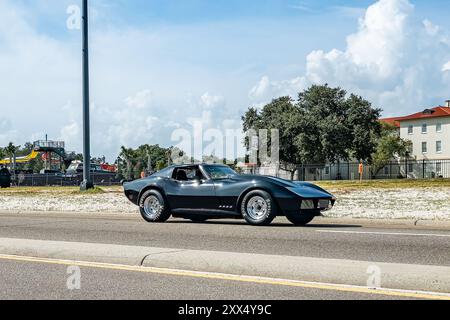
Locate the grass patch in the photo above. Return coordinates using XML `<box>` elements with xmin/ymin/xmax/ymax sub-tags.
<box><xmin>71</xmin><ymin>186</ymin><xmax>106</xmax><ymax>195</ymax></box>
<box><xmin>0</xmin><ymin>185</ymin><xmax>121</xmax><ymax>196</ymax></box>
<box><xmin>316</xmin><ymin>179</ymin><xmax>450</xmax><ymax>190</ymax></box>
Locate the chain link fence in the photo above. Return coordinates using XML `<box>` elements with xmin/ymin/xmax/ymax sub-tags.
<box><xmin>13</xmin><ymin>173</ymin><xmax>122</xmax><ymax>187</ymax></box>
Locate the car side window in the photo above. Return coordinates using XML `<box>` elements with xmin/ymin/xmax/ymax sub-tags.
<box><xmin>173</xmin><ymin>167</ymin><xmax>205</xmax><ymax>182</ymax></box>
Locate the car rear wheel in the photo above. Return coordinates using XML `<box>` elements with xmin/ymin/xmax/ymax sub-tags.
<box><xmin>241</xmin><ymin>190</ymin><xmax>277</xmax><ymax>226</ymax></box>
<box><xmin>139</xmin><ymin>190</ymin><xmax>171</xmax><ymax>223</ymax></box>
<box><xmin>286</xmin><ymin>212</ymin><xmax>317</xmax><ymax>226</ymax></box>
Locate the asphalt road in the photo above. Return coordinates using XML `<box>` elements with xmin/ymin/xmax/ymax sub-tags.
<box><xmin>0</xmin><ymin>213</ymin><xmax>449</xmax><ymax>266</ymax></box>
<box><xmin>0</xmin><ymin>212</ymin><xmax>449</xmax><ymax>300</ymax></box>
<box><xmin>0</xmin><ymin>259</ymin><xmax>407</xmax><ymax>300</ymax></box>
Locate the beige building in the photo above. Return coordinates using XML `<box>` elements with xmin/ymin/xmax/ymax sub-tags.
<box><xmin>382</xmin><ymin>101</ymin><xmax>450</xmax><ymax>160</ymax></box>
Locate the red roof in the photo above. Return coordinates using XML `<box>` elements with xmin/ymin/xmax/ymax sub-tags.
<box><xmin>380</xmin><ymin>107</ymin><xmax>450</xmax><ymax>127</ymax></box>
<box><xmin>380</xmin><ymin>117</ymin><xmax>401</xmax><ymax>128</ymax></box>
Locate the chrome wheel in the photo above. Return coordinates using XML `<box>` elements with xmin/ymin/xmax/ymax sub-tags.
<box><xmin>143</xmin><ymin>195</ymin><xmax>163</xmax><ymax>219</ymax></box>
<box><xmin>246</xmin><ymin>196</ymin><xmax>268</xmax><ymax>220</ymax></box>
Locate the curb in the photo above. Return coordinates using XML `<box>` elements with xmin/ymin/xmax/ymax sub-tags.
<box><xmin>0</xmin><ymin>237</ymin><xmax>449</xmax><ymax>294</ymax></box>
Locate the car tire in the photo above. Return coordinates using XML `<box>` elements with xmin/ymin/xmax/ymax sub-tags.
<box><xmin>139</xmin><ymin>190</ymin><xmax>171</xmax><ymax>223</ymax></box>
<box><xmin>286</xmin><ymin>212</ymin><xmax>317</xmax><ymax>226</ymax></box>
<box><xmin>241</xmin><ymin>190</ymin><xmax>277</xmax><ymax>226</ymax></box>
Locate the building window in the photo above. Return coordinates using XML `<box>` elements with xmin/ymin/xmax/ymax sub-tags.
<box><xmin>437</xmin><ymin>123</ymin><xmax>442</xmax><ymax>133</ymax></box>
<box><xmin>408</xmin><ymin>163</ymin><xmax>414</xmax><ymax>173</ymax></box>
<box><xmin>436</xmin><ymin>162</ymin><xmax>442</xmax><ymax>173</ymax></box>
<box><xmin>408</xmin><ymin>125</ymin><xmax>413</xmax><ymax>135</ymax></box>
<box><xmin>422</xmin><ymin>124</ymin><xmax>427</xmax><ymax>134</ymax></box>
<box><xmin>422</xmin><ymin>142</ymin><xmax>427</xmax><ymax>153</ymax></box>
<box><xmin>436</xmin><ymin>141</ymin><xmax>442</xmax><ymax>153</ymax></box>
<box><xmin>384</xmin><ymin>166</ymin><xmax>389</xmax><ymax>175</ymax></box>
<box><xmin>325</xmin><ymin>166</ymin><xmax>330</xmax><ymax>175</ymax></box>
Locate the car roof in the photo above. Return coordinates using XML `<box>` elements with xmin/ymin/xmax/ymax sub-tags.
<box><xmin>171</xmin><ymin>163</ymin><xmax>228</xmax><ymax>169</ymax></box>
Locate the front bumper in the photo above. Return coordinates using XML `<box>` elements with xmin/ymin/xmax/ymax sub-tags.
<box><xmin>277</xmin><ymin>197</ymin><xmax>336</xmax><ymax>216</ymax></box>
<box><xmin>301</xmin><ymin>198</ymin><xmax>335</xmax><ymax>211</ymax></box>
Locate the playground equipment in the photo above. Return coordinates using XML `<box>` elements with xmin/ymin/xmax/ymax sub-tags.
<box><xmin>0</xmin><ymin>150</ymin><xmax>39</xmax><ymax>165</ymax></box>
<box><xmin>0</xmin><ymin>140</ymin><xmax>76</xmax><ymax>169</ymax></box>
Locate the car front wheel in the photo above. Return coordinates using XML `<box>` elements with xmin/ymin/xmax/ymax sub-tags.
<box><xmin>139</xmin><ymin>190</ymin><xmax>171</xmax><ymax>223</ymax></box>
<box><xmin>241</xmin><ymin>190</ymin><xmax>277</xmax><ymax>226</ymax></box>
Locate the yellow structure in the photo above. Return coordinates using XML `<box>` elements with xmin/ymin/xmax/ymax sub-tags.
<box><xmin>0</xmin><ymin>151</ymin><xmax>39</xmax><ymax>165</ymax></box>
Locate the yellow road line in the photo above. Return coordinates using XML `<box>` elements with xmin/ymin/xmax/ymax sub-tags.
<box><xmin>0</xmin><ymin>254</ymin><xmax>449</xmax><ymax>300</ymax></box>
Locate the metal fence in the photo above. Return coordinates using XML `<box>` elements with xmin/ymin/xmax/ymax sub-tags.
<box><xmin>12</xmin><ymin>173</ymin><xmax>122</xmax><ymax>187</ymax></box>
<box><xmin>253</xmin><ymin>159</ymin><xmax>450</xmax><ymax>181</ymax></box>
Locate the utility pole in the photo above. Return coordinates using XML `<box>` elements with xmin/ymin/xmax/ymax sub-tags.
<box><xmin>80</xmin><ymin>0</ymin><xmax>93</xmax><ymax>190</ymax></box>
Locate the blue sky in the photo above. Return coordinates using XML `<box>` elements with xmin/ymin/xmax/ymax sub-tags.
<box><xmin>1</xmin><ymin>0</ymin><xmax>450</xmax><ymax>160</ymax></box>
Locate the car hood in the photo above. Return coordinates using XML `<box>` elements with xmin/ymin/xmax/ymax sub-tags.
<box><xmin>229</xmin><ymin>175</ymin><xmax>334</xmax><ymax>199</ymax></box>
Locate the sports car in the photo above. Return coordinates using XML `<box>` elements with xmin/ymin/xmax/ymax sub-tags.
<box><xmin>123</xmin><ymin>164</ymin><xmax>336</xmax><ymax>226</ymax></box>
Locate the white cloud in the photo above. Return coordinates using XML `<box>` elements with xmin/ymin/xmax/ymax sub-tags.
<box><xmin>250</xmin><ymin>0</ymin><xmax>450</xmax><ymax>116</ymax></box>
<box><xmin>423</xmin><ymin>19</ymin><xmax>439</xmax><ymax>36</ymax></box>
<box><xmin>443</xmin><ymin>61</ymin><xmax>450</xmax><ymax>72</ymax></box>
<box><xmin>249</xmin><ymin>76</ymin><xmax>307</xmax><ymax>105</ymax></box>
<box><xmin>59</xmin><ymin>121</ymin><xmax>79</xmax><ymax>144</ymax></box>
<box><xmin>124</xmin><ymin>90</ymin><xmax>152</xmax><ymax>109</ymax></box>
<box><xmin>0</xmin><ymin>117</ymin><xmax>18</xmax><ymax>146</ymax></box>
<box><xmin>200</xmin><ymin>92</ymin><xmax>225</xmax><ymax>110</ymax></box>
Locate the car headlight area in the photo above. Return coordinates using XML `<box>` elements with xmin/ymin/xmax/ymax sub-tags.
<box><xmin>300</xmin><ymin>199</ymin><xmax>334</xmax><ymax>211</ymax></box>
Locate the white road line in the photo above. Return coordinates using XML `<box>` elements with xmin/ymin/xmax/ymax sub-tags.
<box><xmin>316</xmin><ymin>230</ymin><xmax>450</xmax><ymax>238</ymax></box>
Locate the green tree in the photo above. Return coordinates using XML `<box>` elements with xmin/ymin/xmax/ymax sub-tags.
<box><xmin>5</xmin><ymin>143</ymin><xmax>20</xmax><ymax>170</ymax></box>
<box><xmin>242</xmin><ymin>97</ymin><xmax>304</xmax><ymax>179</ymax></box>
<box><xmin>242</xmin><ymin>85</ymin><xmax>382</xmax><ymax>179</ymax></box>
<box><xmin>297</xmin><ymin>85</ymin><xmax>381</xmax><ymax>163</ymax></box>
<box><xmin>119</xmin><ymin>146</ymin><xmax>135</xmax><ymax>180</ymax></box>
<box><xmin>371</xmin><ymin>123</ymin><xmax>412</xmax><ymax>176</ymax></box>
<box><xmin>155</xmin><ymin>160</ymin><xmax>166</xmax><ymax>171</ymax></box>
<box><xmin>118</xmin><ymin>144</ymin><xmax>173</xmax><ymax>179</ymax></box>
<box><xmin>346</xmin><ymin>94</ymin><xmax>382</xmax><ymax>161</ymax></box>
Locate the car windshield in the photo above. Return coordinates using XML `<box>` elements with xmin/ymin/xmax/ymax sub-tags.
<box><xmin>204</xmin><ymin>166</ymin><xmax>237</xmax><ymax>179</ymax></box>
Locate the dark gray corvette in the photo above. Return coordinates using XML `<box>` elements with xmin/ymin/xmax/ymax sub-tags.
<box><xmin>124</xmin><ymin>164</ymin><xmax>336</xmax><ymax>226</ymax></box>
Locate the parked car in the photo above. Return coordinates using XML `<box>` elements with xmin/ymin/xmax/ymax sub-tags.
<box><xmin>39</xmin><ymin>169</ymin><xmax>63</xmax><ymax>176</ymax></box>
<box><xmin>0</xmin><ymin>168</ymin><xmax>11</xmax><ymax>188</ymax></box>
<box><xmin>124</xmin><ymin>164</ymin><xmax>336</xmax><ymax>226</ymax></box>
<box><xmin>64</xmin><ymin>161</ymin><xmax>112</xmax><ymax>177</ymax></box>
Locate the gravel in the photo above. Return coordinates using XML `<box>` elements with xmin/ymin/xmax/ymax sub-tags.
<box><xmin>1</xmin><ymin>187</ymin><xmax>449</xmax><ymax>220</ymax></box>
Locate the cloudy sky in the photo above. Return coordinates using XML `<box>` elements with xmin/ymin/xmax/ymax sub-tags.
<box><xmin>1</xmin><ymin>0</ymin><xmax>449</xmax><ymax>161</ymax></box>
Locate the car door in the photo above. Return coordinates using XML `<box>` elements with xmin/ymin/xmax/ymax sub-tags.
<box><xmin>165</xmin><ymin>167</ymin><xmax>218</xmax><ymax>211</ymax></box>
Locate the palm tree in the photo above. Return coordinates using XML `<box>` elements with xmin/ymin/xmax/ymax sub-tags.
<box><xmin>119</xmin><ymin>146</ymin><xmax>134</xmax><ymax>180</ymax></box>
<box><xmin>5</xmin><ymin>143</ymin><xmax>20</xmax><ymax>170</ymax></box>
<box><xmin>0</xmin><ymin>147</ymin><xmax>5</xmax><ymax>168</ymax></box>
